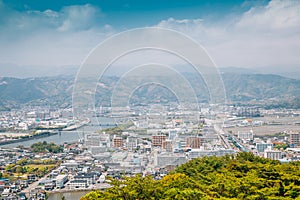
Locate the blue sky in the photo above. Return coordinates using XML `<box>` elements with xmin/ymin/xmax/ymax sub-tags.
<box><xmin>2</xmin><ymin>0</ymin><xmax>267</xmax><ymax>28</ymax></box>
<box><xmin>0</xmin><ymin>0</ymin><xmax>299</xmax><ymax>77</ymax></box>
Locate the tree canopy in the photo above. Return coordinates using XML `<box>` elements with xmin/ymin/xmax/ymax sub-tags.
<box><xmin>30</xmin><ymin>141</ymin><xmax>63</xmax><ymax>153</ymax></box>
<box><xmin>81</xmin><ymin>152</ymin><xmax>300</xmax><ymax>200</ymax></box>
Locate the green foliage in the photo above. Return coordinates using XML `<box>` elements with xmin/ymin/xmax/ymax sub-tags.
<box><xmin>30</xmin><ymin>141</ymin><xmax>63</xmax><ymax>153</ymax></box>
<box><xmin>274</xmin><ymin>143</ymin><xmax>289</xmax><ymax>150</ymax></box>
<box><xmin>16</xmin><ymin>158</ymin><xmax>28</xmax><ymax>166</ymax></box>
<box><xmin>3</xmin><ymin>157</ymin><xmax>57</xmax><ymax>180</ymax></box>
<box><xmin>102</xmin><ymin>122</ymin><xmax>134</xmax><ymax>135</ymax></box>
<box><xmin>81</xmin><ymin>174</ymin><xmax>207</xmax><ymax>200</ymax></box>
<box><xmin>174</xmin><ymin>152</ymin><xmax>300</xmax><ymax>199</ymax></box>
<box><xmin>82</xmin><ymin>152</ymin><xmax>300</xmax><ymax>200</ymax></box>
<box><xmin>5</xmin><ymin>164</ymin><xmax>16</xmax><ymax>172</ymax></box>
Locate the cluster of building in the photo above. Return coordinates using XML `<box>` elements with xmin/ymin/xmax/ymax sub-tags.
<box><xmin>233</xmin><ymin>130</ymin><xmax>300</xmax><ymax>161</ymax></box>
<box><xmin>0</xmin><ymin>104</ymin><xmax>300</xmax><ymax>199</ymax></box>
<box><xmin>83</xmin><ymin>118</ymin><xmax>235</xmax><ymax>180</ymax></box>
<box><xmin>0</xmin><ymin>146</ymin><xmax>64</xmax><ymax>199</ymax></box>
<box><xmin>0</xmin><ymin>142</ymin><xmax>110</xmax><ymax>199</ymax></box>
<box><xmin>0</xmin><ymin>107</ymin><xmax>80</xmax><ymax>133</ymax></box>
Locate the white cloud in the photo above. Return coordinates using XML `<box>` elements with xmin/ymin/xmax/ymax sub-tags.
<box><xmin>0</xmin><ymin>3</ymin><xmax>114</xmax><ymax>68</ymax></box>
<box><xmin>58</xmin><ymin>4</ymin><xmax>101</xmax><ymax>32</ymax></box>
<box><xmin>237</xmin><ymin>0</ymin><xmax>300</xmax><ymax>31</ymax></box>
<box><xmin>0</xmin><ymin>3</ymin><xmax>103</xmax><ymax>33</ymax></box>
<box><xmin>158</xmin><ymin>18</ymin><xmax>203</xmax><ymax>29</ymax></box>
<box><xmin>0</xmin><ymin>0</ymin><xmax>299</xmax><ymax>76</ymax></box>
<box><xmin>156</xmin><ymin>0</ymin><xmax>300</xmax><ymax>69</ymax></box>
<box><xmin>157</xmin><ymin>18</ymin><xmax>227</xmax><ymax>45</ymax></box>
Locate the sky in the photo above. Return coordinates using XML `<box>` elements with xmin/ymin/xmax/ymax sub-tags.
<box><xmin>0</xmin><ymin>0</ymin><xmax>300</xmax><ymax>77</ymax></box>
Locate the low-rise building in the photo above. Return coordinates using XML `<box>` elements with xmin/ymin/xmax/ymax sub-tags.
<box><xmin>55</xmin><ymin>174</ymin><xmax>68</xmax><ymax>189</ymax></box>
<box><xmin>74</xmin><ymin>173</ymin><xmax>95</xmax><ymax>185</ymax></box>
<box><xmin>188</xmin><ymin>149</ymin><xmax>235</xmax><ymax>159</ymax></box>
<box><xmin>27</xmin><ymin>174</ymin><xmax>36</xmax><ymax>183</ymax></box>
<box><xmin>67</xmin><ymin>180</ymin><xmax>88</xmax><ymax>190</ymax></box>
<box><xmin>238</xmin><ymin>130</ymin><xmax>254</xmax><ymax>141</ymax></box>
<box><xmin>126</xmin><ymin>136</ymin><xmax>138</xmax><ymax>151</ymax></box>
<box><xmin>154</xmin><ymin>152</ymin><xmax>186</xmax><ymax>167</ymax></box>
<box><xmin>256</xmin><ymin>143</ymin><xmax>273</xmax><ymax>153</ymax></box>
<box><xmin>264</xmin><ymin>149</ymin><xmax>282</xmax><ymax>160</ymax></box>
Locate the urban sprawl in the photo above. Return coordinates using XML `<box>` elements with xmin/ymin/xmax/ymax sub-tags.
<box><xmin>1</xmin><ymin>104</ymin><xmax>300</xmax><ymax>199</ymax></box>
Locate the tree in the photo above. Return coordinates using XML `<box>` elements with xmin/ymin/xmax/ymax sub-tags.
<box><xmin>30</xmin><ymin>141</ymin><xmax>63</xmax><ymax>153</ymax></box>
<box><xmin>16</xmin><ymin>158</ymin><xmax>28</xmax><ymax>166</ymax></box>
<box><xmin>82</xmin><ymin>153</ymin><xmax>300</xmax><ymax>200</ymax></box>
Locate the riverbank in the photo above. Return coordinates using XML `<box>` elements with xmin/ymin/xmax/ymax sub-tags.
<box><xmin>0</xmin><ymin>131</ymin><xmax>58</xmax><ymax>146</ymax></box>
<box><xmin>0</xmin><ymin>117</ymin><xmax>115</xmax><ymax>148</ymax></box>
<box><xmin>47</xmin><ymin>183</ymin><xmax>111</xmax><ymax>200</ymax></box>
<box><xmin>47</xmin><ymin>191</ymin><xmax>88</xmax><ymax>200</ymax></box>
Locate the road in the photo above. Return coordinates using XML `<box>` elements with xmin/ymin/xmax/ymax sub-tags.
<box><xmin>214</xmin><ymin>124</ymin><xmax>232</xmax><ymax>149</ymax></box>
<box><xmin>21</xmin><ymin>167</ymin><xmax>59</xmax><ymax>197</ymax></box>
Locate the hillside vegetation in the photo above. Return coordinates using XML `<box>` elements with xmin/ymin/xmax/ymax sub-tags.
<box><xmin>1</xmin><ymin>73</ymin><xmax>300</xmax><ymax>109</ymax></box>
<box><xmin>81</xmin><ymin>152</ymin><xmax>300</xmax><ymax>200</ymax></box>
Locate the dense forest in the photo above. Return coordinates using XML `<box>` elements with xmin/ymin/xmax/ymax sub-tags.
<box><xmin>81</xmin><ymin>152</ymin><xmax>300</xmax><ymax>200</ymax></box>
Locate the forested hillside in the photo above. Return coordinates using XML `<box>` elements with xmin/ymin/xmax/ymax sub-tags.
<box><xmin>1</xmin><ymin>73</ymin><xmax>300</xmax><ymax>109</ymax></box>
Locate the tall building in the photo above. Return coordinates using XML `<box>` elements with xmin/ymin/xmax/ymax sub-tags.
<box><xmin>152</xmin><ymin>134</ymin><xmax>166</xmax><ymax>147</ymax></box>
<box><xmin>112</xmin><ymin>135</ymin><xmax>123</xmax><ymax>148</ymax></box>
<box><xmin>186</xmin><ymin>137</ymin><xmax>203</xmax><ymax>149</ymax></box>
<box><xmin>290</xmin><ymin>132</ymin><xmax>300</xmax><ymax>147</ymax></box>
<box><xmin>162</xmin><ymin>140</ymin><xmax>173</xmax><ymax>152</ymax></box>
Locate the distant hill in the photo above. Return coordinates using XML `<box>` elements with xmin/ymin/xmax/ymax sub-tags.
<box><xmin>0</xmin><ymin>64</ymin><xmax>78</xmax><ymax>78</ymax></box>
<box><xmin>0</xmin><ymin>76</ymin><xmax>73</xmax><ymax>108</ymax></box>
<box><xmin>219</xmin><ymin>66</ymin><xmax>300</xmax><ymax>80</ymax></box>
<box><xmin>222</xmin><ymin>73</ymin><xmax>300</xmax><ymax>101</ymax></box>
<box><xmin>219</xmin><ymin>67</ymin><xmax>257</xmax><ymax>74</ymax></box>
<box><xmin>0</xmin><ymin>72</ymin><xmax>300</xmax><ymax>109</ymax></box>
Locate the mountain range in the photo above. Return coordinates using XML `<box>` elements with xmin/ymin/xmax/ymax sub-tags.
<box><xmin>0</xmin><ymin>72</ymin><xmax>300</xmax><ymax>110</ymax></box>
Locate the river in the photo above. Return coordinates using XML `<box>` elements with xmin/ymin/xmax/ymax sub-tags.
<box><xmin>1</xmin><ymin>117</ymin><xmax>115</xmax><ymax>148</ymax></box>
<box><xmin>48</xmin><ymin>191</ymin><xmax>89</xmax><ymax>200</ymax></box>
<box><xmin>1</xmin><ymin>117</ymin><xmax>115</xmax><ymax>199</ymax></box>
